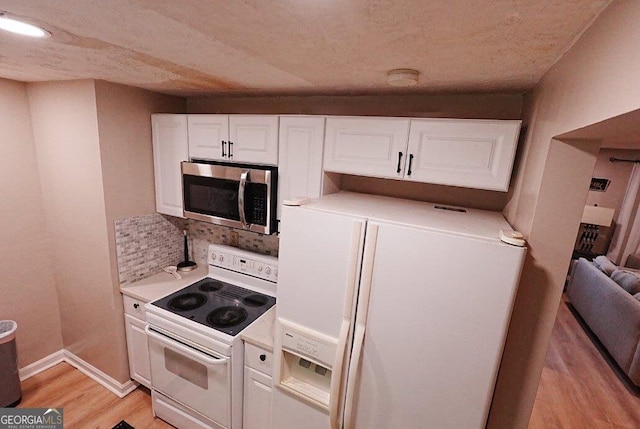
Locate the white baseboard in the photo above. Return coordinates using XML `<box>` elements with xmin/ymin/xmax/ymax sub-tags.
<box><xmin>19</xmin><ymin>349</ymin><xmax>138</xmax><ymax>398</ymax></box>
<box><xmin>19</xmin><ymin>350</ymin><xmax>65</xmax><ymax>381</ymax></box>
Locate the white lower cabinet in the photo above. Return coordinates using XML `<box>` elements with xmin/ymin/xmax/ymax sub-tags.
<box><xmin>243</xmin><ymin>343</ymin><xmax>273</xmax><ymax>429</ymax></box>
<box><xmin>123</xmin><ymin>295</ymin><xmax>151</xmax><ymax>388</ymax></box>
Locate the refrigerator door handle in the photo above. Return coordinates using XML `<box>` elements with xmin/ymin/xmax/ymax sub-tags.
<box><xmin>329</xmin><ymin>319</ymin><xmax>351</xmax><ymax>429</ymax></box>
<box><xmin>356</xmin><ymin>223</ymin><xmax>378</xmax><ymax>324</ymax></box>
<box><xmin>343</xmin><ymin>222</ymin><xmax>378</xmax><ymax>428</ymax></box>
<box><xmin>343</xmin><ymin>322</ymin><xmax>366</xmax><ymax>429</ymax></box>
<box><xmin>343</xmin><ymin>221</ymin><xmax>365</xmax><ymax>320</ymax></box>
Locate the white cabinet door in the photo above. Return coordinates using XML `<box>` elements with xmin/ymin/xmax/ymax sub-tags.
<box><xmin>229</xmin><ymin>115</ymin><xmax>279</xmax><ymax>165</ymax></box>
<box><xmin>323</xmin><ymin>117</ymin><xmax>410</xmax><ymax>179</ymax></box>
<box><xmin>187</xmin><ymin>114</ymin><xmax>229</xmax><ymax>161</ymax></box>
<box><xmin>124</xmin><ymin>314</ymin><xmax>151</xmax><ymax>388</ymax></box>
<box><xmin>152</xmin><ymin>114</ymin><xmax>188</xmax><ymax>217</ymax></box>
<box><xmin>243</xmin><ymin>367</ymin><xmax>273</xmax><ymax>429</ymax></box>
<box><xmin>406</xmin><ymin>119</ymin><xmax>521</xmax><ymax>191</ymax></box>
<box><xmin>277</xmin><ymin>116</ymin><xmax>325</xmax><ymax>221</ymax></box>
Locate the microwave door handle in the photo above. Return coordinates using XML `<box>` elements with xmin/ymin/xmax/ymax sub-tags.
<box><xmin>238</xmin><ymin>170</ymin><xmax>249</xmax><ymax>229</ymax></box>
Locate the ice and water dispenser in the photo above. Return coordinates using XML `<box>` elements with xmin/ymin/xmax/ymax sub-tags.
<box><xmin>273</xmin><ymin>318</ymin><xmax>342</xmax><ymax>411</ymax></box>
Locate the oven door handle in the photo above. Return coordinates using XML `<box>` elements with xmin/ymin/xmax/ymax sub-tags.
<box><xmin>145</xmin><ymin>326</ymin><xmax>229</xmax><ymax>366</ymax></box>
<box><xmin>238</xmin><ymin>170</ymin><xmax>249</xmax><ymax>229</ymax></box>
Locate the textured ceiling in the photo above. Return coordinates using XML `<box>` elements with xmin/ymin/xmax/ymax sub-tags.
<box><xmin>0</xmin><ymin>0</ymin><xmax>611</xmax><ymax>96</ymax></box>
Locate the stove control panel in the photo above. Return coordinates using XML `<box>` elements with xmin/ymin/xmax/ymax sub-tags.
<box><xmin>208</xmin><ymin>244</ymin><xmax>278</xmax><ymax>283</ymax></box>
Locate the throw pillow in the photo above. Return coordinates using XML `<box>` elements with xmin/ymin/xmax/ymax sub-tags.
<box><xmin>593</xmin><ymin>255</ymin><xmax>617</xmax><ymax>276</ymax></box>
<box><xmin>611</xmin><ymin>270</ymin><xmax>640</xmax><ymax>295</ymax></box>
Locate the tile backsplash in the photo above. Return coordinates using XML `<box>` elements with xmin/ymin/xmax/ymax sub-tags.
<box><xmin>115</xmin><ymin>213</ymin><xmax>279</xmax><ymax>285</ymax></box>
<box><xmin>115</xmin><ymin>214</ymin><xmax>187</xmax><ymax>285</ymax></box>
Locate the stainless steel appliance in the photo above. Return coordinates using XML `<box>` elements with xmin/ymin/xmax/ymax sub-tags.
<box><xmin>145</xmin><ymin>244</ymin><xmax>278</xmax><ymax>429</ymax></box>
<box><xmin>182</xmin><ymin>161</ymin><xmax>278</xmax><ymax>234</ymax></box>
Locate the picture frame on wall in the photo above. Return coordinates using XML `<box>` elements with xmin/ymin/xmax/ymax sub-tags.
<box><xmin>590</xmin><ymin>177</ymin><xmax>610</xmax><ymax>192</ymax></box>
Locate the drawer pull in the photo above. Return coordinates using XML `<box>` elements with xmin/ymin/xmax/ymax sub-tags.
<box><xmin>259</xmin><ymin>354</ymin><xmax>266</xmax><ymax>362</ymax></box>
<box><xmin>133</xmin><ymin>303</ymin><xmax>139</xmax><ymax>309</ymax></box>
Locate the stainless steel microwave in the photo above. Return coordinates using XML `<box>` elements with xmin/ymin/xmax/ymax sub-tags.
<box><xmin>182</xmin><ymin>161</ymin><xmax>278</xmax><ymax>235</ymax></box>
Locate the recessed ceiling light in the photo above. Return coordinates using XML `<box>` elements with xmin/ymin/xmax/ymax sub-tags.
<box><xmin>0</xmin><ymin>12</ymin><xmax>51</xmax><ymax>38</ymax></box>
<box><xmin>387</xmin><ymin>69</ymin><xmax>419</xmax><ymax>87</ymax></box>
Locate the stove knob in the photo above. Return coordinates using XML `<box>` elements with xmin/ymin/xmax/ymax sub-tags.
<box><xmin>265</xmin><ymin>267</ymin><xmax>271</xmax><ymax>275</ymax></box>
<box><xmin>257</xmin><ymin>265</ymin><xmax>263</xmax><ymax>272</ymax></box>
<box><xmin>275</xmin><ymin>268</ymin><xmax>278</xmax><ymax>279</ymax></box>
<box><xmin>219</xmin><ymin>255</ymin><xmax>225</xmax><ymax>263</ymax></box>
<box><xmin>210</xmin><ymin>252</ymin><xmax>217</xmax><ymax>261</ymax></box>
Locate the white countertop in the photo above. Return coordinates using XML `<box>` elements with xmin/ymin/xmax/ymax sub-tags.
<box><xmin>120</xmin><ymin>265</ymin><xmax>208</xmax><ymax>302</ymax></box>
<box><xmin>241</xmin><ymin>306</ymin><xmax>276</xmax><ymax>352</ymax></box>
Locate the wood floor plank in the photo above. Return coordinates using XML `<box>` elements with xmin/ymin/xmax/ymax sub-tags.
<box><xmin>529</xmin><ymin>296</ymin><xmax>640</xmax><ymax>429</ymax></box>
<box><xmin>18</xmin><ymin>362</ymin><xmax>171</xmax><ymax>429</ymax></box>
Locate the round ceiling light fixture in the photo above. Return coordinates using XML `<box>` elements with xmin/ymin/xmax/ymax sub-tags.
<box><xmin>0</xmin><ymin>12</ymin><xmax>51</xmax><ymax>38</ymax></box>
<box><xmin>386</xmin><ymin>69</ymin><xmax>419</xmax><ymax>87</ymax></box>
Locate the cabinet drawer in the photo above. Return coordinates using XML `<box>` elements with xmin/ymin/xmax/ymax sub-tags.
<box><xmin>245</xmin><ymin>343</ymin><xmax>273</xmax><ymax>376</ymax></box>
<box><xmin>123</xmin><ymin>295</ymin><xmax>147</xmax><ymax>321</ymax></box>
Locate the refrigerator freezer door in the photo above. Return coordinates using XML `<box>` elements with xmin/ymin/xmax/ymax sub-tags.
<box><xmin>276</xmin><ymin>204</ymin><xmax>366</xmax><ymax>338</ymax></box>
<box><xmin>345</xmin><ymin>221</ymin><xmax>525</xmax><ymax>429</ymax></box>
<box><xmin>273</xmin><ymin>205</ymin><xmax>367</xmax><ymax>429</ymax></box>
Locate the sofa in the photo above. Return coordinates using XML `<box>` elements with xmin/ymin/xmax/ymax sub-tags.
<box><xmin>566</xmin><ymin>257</ymin><xmax>640</xmax><ymax>386</ymax></box>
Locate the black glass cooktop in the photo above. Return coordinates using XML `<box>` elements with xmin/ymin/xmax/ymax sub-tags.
<box><xmin>151</xmin><ymin>277</ymin><xmax>276</xmax><ymax>336</ymax></box>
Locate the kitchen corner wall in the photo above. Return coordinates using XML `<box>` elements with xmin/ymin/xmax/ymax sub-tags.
<box><xmin>493</xmin><ymin>1</ymin><xmax>640</xmax><ymax>428</ymax></box>
<box><xmin>0</xmin><ymin>78</ymin><xmax>63</xmax><ymax>368</ymax></box>
<box><xmin>28</xmin><ymin>79</ymin><xmax>184</xmax><ymax>384</ymax></box>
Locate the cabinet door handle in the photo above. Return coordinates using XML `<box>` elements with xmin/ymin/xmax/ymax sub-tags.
<box><xmin>407</xmin><ymin>154</ymin><xmax>414</xmax><ymax>176</ymax></box>
<box><xmin>133</xmin><ymin>303</ymin><xmax>139</xmax><ymax>309</ymax></box>
<box><xmin>259</xmin><ymin>354</ymin><xmax>266</xmax><ymax>362</ymax></box>
<box><xmin>396</xmin><ymin>152</ymin><xmax>403</xmax><ymax>173</ymax></box>
<box><xmin>222</xmin><ymin>141</ymin><xmax>227</xmax><ymax>157</ymax></box>
<box><xmin>229</xmin><ymin>141</ymin><xmax>233</xmax><ymax>158</ymax></box>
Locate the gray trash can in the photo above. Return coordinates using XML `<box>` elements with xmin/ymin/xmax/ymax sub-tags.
<box><xmin>0</xmin><ymin>320</ymin><xmax>21</xmax><ymax>407</ymax></box>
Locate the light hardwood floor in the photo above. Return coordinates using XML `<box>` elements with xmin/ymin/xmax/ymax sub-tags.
<box><xmin>528</xmin><ymin>295</ymin><xmax>640</xmax><ymax>429</ymax></box>
<box><xmin>18</xmin><ymin>362</ymin><xmax>170</xmax><ymax>429</ymax></box>
<box><xmin>17</xmin><ymin>297</ymin><xmax>640</xmax><ymax>429</ymax></box>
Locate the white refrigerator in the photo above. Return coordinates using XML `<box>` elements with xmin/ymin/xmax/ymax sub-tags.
<box><xmin>272</xmin><ymin>192</ymin><xmax>526</xmax><ymax>429</ymax></box>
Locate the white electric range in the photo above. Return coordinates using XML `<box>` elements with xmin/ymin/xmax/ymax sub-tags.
<box><xmin>145</xmin><ymin>244</ymin><xmax>277</xmax><ymax>429</ymax></box>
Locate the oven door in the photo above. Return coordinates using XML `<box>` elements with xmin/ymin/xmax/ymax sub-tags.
<box><xmin>146</xmin><ymin>326</ymin><xmax>231</xmax><ymax>428</ymax></box>
<box><xmin>182</xmin><ymin>161</ymin><xmax>276</xmax><ymax>234</ymax></box>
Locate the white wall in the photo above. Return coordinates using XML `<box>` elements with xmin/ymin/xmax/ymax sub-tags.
<box><xmin>0</xmin><ymin>78</ymin><xmax>63</xmax><ymax>367</ymax></box>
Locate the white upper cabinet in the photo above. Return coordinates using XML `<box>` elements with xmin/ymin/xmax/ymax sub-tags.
<box><xmin>229</xmin><ymin>115</ymin><xmax>279</xmax><ymax>165</ymax></box>
<box><xmin>152</xmin><ymin>114</ymin><xmax>188</xmax><ymax>217</ymax></box>
<box><xmin>322</xmin><ymin>116</ymin><xmax>520</xmax><ymax>191</ymax></box>
<box><xmin>187</xmin><ymin>114</ymin><xmax>228</xmax><ymax>161</ymax></box>
<box><xmin>187</xmin><ymin>115</ymin><xmax>279</xmax><ymax>165</ymax></box>
<box><xmin>406</xmin><ymin>119</ymin><xmax>521</xmax><ymax>191</ymax></box>
<box><xmin>323</xmin><ymin>117</ymin><xmax>411</xmax><ymax>180</ymax></box>
<box><xmin>277</xmin><ymin>116</ymin><xmax>325</xmax><ymax>220</ymax></box>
